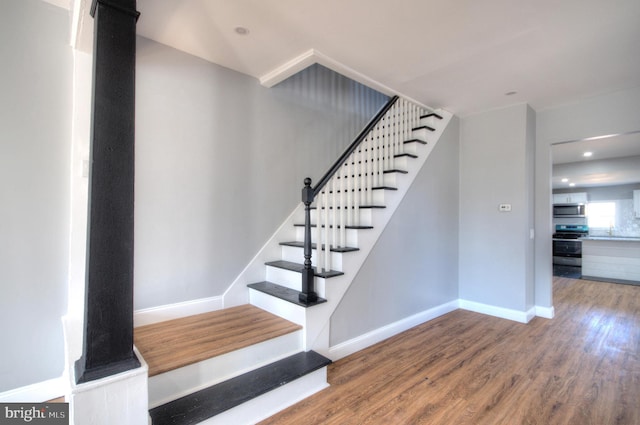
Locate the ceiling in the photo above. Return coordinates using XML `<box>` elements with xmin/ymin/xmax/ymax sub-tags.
<box><xmin>551</xmin><ymin>132</ymin><xmax>640</xmax><ymax>189</ymax></box>
<box><xmin>128</xmin><ymin>0</ymin><xmax>640</xmax><ymax>117</ymax></box>
<box><xmin>57</xmin><ymin>0</ymin><xmax>640</xmax><ymax>188</ymax></box>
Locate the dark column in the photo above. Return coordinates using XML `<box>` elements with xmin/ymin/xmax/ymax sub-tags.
<box><xmin>75</xmin><ymin>0</ymin><xmax>141</xmax><ymax>384</ymax></box>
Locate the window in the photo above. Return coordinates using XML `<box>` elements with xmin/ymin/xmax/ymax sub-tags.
<box><xmin>587</xmin><ymin>202</ymin><xmax>616</xmax><ymax>229</ymax></box>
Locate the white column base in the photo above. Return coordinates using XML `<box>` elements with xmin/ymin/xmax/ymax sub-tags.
<box><xmin>69</xmin><ymin>348</ymin><xmax>148</xmax><ymax>425</ymax></box>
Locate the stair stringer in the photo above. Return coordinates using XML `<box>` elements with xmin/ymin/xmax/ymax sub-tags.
<box><xmin>224</xmin><ymin>109</ymin><xmax>453</xmax><ymax>355</ymax></box>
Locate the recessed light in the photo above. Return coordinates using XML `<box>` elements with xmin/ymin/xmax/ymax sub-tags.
<box><xmin>505</xmin><ymin>91</ymin><xmax>517</xmax><ymax>96</ymax></box>
<box><xmin>561</xmin><ymin>178</ymin><xmax>569</xmax><ymax>183</ymax></box>
<box><xmin>569</xmin><ymin>183</ymin><xmax>576</xmax><ymax>187</ymax></box>
<box><xmin>234</xmin><ymin>26</ymin><xmax>250</xmax><ymax>35</ymax></box>
<box><xmin>583</xmin><ymin>151</ymin><xmax>593</xmax><ymax>157</ymax></box>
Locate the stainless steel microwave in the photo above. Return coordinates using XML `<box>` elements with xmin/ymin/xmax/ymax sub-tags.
<box><xmin>553</xmin><ymin>204</ymin><xmax>586</xmax><ymax>218</ymax></box>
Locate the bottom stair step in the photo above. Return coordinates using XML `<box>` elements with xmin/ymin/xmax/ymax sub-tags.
<box><xmin>248</xmin><ymin>281</ymin><xmax>327</xmax><ymax>307</ymax></box>
<box><xmin>149</xmin><ymin>350</ymin><xmax>331</xmax><ymax>425</ymax></box>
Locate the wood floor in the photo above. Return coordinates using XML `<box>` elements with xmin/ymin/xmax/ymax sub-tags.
<box><xmin>260</xmin><ymin>277</ymin><xmax>640</xmax><ymax>425</ymax></box>
<box><xmin>134</xmin><ymin>304</ymin><xmax>301</xmax><ymax>377</ymax></box>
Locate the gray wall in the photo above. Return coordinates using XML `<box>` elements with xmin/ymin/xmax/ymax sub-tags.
<box><xmin>0</xmin><ymin>0</ymin><xmax>71</xmax><ymax>391</ymax></box>
<box><xmin>135</xmin><ymin>38</ymin><xmax>388</xmax><ymax>309</ymax></box>
<box><xmin>459</xmin><ymin>104</ymin><xmax>535</xmax><ymax>312</ymax></box>
<box><xmin>535</xmin><ymin>86</ymin><xmax>640</xmax><ymax>307</ymax></box>
<box><xmin>330</xmin><ymin>117</ymin><xmax>460</xmax><ymax>345</ymax></box>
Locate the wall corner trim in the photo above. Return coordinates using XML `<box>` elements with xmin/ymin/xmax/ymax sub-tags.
<box><xmin>134</xmin><ymin>296</ymin><xmax>224</xmax><ymax>327</ymax></box>
<box><xmin>459</xmin><ymin>299</ymin><xmax>535</xmax><ymax>324</ymax></box>
<box><xmin>327</xmin><ymin>300</ymin><xmax>459</xmax><ymax>361</ymax></box>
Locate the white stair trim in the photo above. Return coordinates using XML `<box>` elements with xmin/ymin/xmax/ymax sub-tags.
<box><xmin>197</xmin><ymin>367</ymin><xmax>329</xmax><ymax>425</ymax></box>
<box><xmin>134</xmin><ymin>295</ymin><xmax>223</xmax><ymax>327</ymax></box>
<box><xmin>147</xmin><ymin>330</ymin><xmax>303</xmax><ymax>408</ymax></box>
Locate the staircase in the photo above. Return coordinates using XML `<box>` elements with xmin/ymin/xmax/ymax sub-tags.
<box><xmin>136</xmin><ymin>96</ymin><xmax>452</xmax><ymax>424</ymax></box>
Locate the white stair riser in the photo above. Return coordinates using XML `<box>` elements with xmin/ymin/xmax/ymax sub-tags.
<box><xmin>265</xmin><ymin>265</ymin><xmax>328</xmax><ymax>295</ymax></box>
<box><xmin>280</xmin><ymin>245</ymin><xmax>344</xmax><ymax>272</ymax></box>
<box><xmin>412</xmin><ymin>127</ymin><xmax>433</xmax><ymax>141</ymax></box>
<box><xmin>295</xmin><ymin>227</ymin><xmax>360</xmax><ymax>247</ymax></box>
<box><xmin>147</xmin><ymin>331</ymin><xmax>302</xmax><ymax>408</ymax></box>
<box><xmin>393</xmin><ymin>156</ymin><xmax>410</xmax><ymax>170</ymax></box>
<box><xmin>371</xmin><ymin>189</ymin><xmax>387</xmax><ymax>204</ymax></box>
<box><xmin>199</xmin><ymin>367</ymin><xmax>329</xmax><ymax>425</ymax></box>
<box><xmin>310</xmin><ymin>208</ymin><xmax>373</xmax><ymax>227</ymax></box>
<box><xmin>249</xmin><ymin>288</ymin><xmax>307</xmax><ymax>326</ymax></box>
<box><xmin>402</xmin><ymin>137</ymin><xmax>430</xmax><ymax>155</ymax></box>
<box><xmin>420</xmin><ymin>115</ymin><xmax>442</xmax><ymax>128</ymax></box>
<box><xmin>383</xmin><ymin>171</ymin><xmax>409</xmax><ymax>187</ymax></box>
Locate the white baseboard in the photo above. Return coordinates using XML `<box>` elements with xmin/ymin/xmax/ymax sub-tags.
<box><xmin>535</xmin><ymin>305</ymin><xmax>555</xmax><ymax>319</ymax></box>
<box><xmin>328</xmin><ymin>300</ymin><xmax>459</xmax><ymax>361</ymax></box>
<box><xmin>134</xmin><ymin>296</ymin><xmax>223</xmax><ymax>327</ymax></box>
<box><xmin>459</xmin><ymin>299</ymin><xmax>535</xmax><ymax>324</ymax></box>
<box><xmin>0</xmin><ymin>376</ymin><xmax>67</xmax><ymax>403</ymax></box>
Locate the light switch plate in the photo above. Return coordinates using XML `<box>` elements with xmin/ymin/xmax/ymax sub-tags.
<box><xmin>499</xmin><ymin>204</ymin><xmax>512</xmax><ymax>212</ymax></box>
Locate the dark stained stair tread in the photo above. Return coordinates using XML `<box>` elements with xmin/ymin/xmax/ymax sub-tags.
<box><xmin>394</xmin><ymin>152</ymin><xmax>418</xmax><ymax>158</ymax></box>
<box><xmin>313</xmin><ymin>205</ymin><xmax>384</xmax><ymax>210</ymax></box>
<box><xmin>293</xmin><ymin>223</ymin><xmax>374</xmax><ymax>230</ymax></box>
<box><xmin>404</xmin><ymin>139</ymin><xmax>427</xmax><ymax>145</ymax></box>
<box><xmin>265</xmin><ymin>260</ymin><xmax>344</xmax><ymax>278</ymax></box>
<box><xmin>321</xmin><ymin>186</ymin><xmax>397</xmax><ymax>195</ymax></box>
<box><xmin>279</xmin><ymin>241</ymin><xmax>359</xmax><ymax>253</ymax></box>
<box><xmin>412</xmin><ymin>125</ymin><xmax>435</xmax><ymax>132</ymax></box>
<box><xmin>420</xmin><ymin>112</ymin><xmax>443</xmax><ymax>120</ymax></box>
<box><xmin>383</xmin><ymin>169</ymin><xmax>408</xmax><ymax>174</ymax></box>
<box><xmin>247</xmin><ymin>281</ymin><xmax>327</xmax><ymax>307</ymax></box>
<box><xmin>149</xmin><ymin>351</ymin><xmax>331</xmax><ymax>425</ymax></box>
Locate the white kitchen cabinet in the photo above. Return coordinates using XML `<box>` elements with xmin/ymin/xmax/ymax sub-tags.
<box><xmin>553</xmin><ymin>192</ymin><xmax>588</xmax><ymax>204</ymax></box>
<box><xmin>634</xmin><ymin>190</ymin><xmax>640</xmax><ymax>218</ymax></box>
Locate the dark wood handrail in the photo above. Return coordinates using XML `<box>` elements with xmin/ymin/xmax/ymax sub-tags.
<box><xmin>311</xmin><ymin>95</ymin><xmax>399</xmax><ymax>197</ymax></box>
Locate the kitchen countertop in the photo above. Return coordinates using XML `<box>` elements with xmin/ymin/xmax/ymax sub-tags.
<box><xmin>581</xmin><ymin>236</ymin><xmax>640</xmax><ymax>242</ymax></box>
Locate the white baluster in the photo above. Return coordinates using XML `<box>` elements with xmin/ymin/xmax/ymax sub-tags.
<box><xmin>371</xmin><ymin>130</ymin><xmax>376</xmax><ymax>191</ymax></box>
<box><xmin>369</xmin><ymin>134</ymin><xmax>374</xmax><ymax>205</ymax></box>
<box><xmin>323</xmin><ymin>189</ymin><xmax>330</xmax><ymax>272</ymax></box>
<box><xmin>379</xmin><ymin>121</ymin><xmax>384</xmax><ymax>181</ymax></box>
<box><xmin>339</xmin><ymin>162</ymin><xmax>346</xmax><ymax>247</ymax></box>
<box><xmin>390</xmin><ymin>104</ymin><xmax>397</xmax><ymax>170</ymax></box>
<box><xmin>331</xmin><ymin>177</ymin><xmax>337</xmax><ymax>249</ymax></box>
<box><xmin>315</xmin><ymin>192</ymin><xmax>323</xmax><ymax>272</ymax></box>
<box><xmin>356</xmin><ymin>146</ymin><xmax>364</xmax><ymax>227</ymax></box>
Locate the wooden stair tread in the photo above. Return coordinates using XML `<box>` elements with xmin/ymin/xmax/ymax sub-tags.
<box><xmin>404</xmin><ymin>138</ymin><xmax>427</xmax><ymax>145</ymax></box>
<box><xmin>279</xmin><ymin>241</ymin><xmax>359</xmax><ymax>253</ymax></box>
<box><xmin>134</xmin><ymin>305</ymin><xmax>301</xmax><ymax>377</ymax></box>
<box><xmin>248</xmin><ymin>281</ymin><xmax>327</xmax><ymax>307</ymax></box>
<box><xmin>149</xmin><ymin>351</ymin><xmax>331</xmax><ymax>425</ymax></box>
<box><xmin>420</xmin><ymin>112</ymin><xmax>443</xmax><ymax>119</ymax></box>
<box><xmin>412</xmin><ymin>124</ymin><xmax>435</xmax><ymax>131</ymax></box>
<box><xmin>265</xmin><ymin>260</ymin><xmax>344</xmax><ymax>278</ymax></box>
<box><xmin>293</xmin><ymin>223</ymin><xmax>374</xmax><ymax>230</ymax></box>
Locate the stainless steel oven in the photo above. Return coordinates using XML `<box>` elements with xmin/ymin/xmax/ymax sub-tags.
<box><xmin>552</xmin><ymin>224</ymin><xmax>588</xmax><ymax>277</ymax></box>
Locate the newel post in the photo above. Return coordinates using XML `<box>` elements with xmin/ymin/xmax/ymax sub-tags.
<box><xmin>300</xmin><ymin>178</ymin><xmax>318</xmax><ymax>304</ymax></box>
